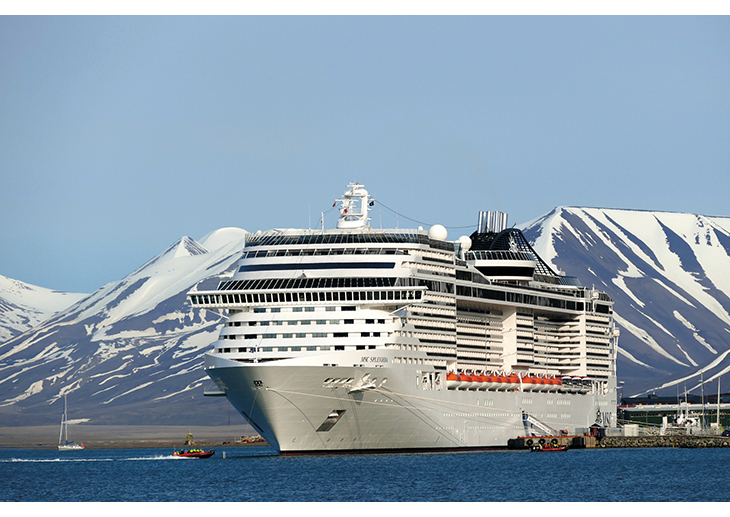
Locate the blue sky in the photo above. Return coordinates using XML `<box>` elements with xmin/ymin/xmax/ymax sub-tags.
<box><xmin>1</xmin><ymin>16</ymin><xmax>729</xmax><ymax>293</ymax></box>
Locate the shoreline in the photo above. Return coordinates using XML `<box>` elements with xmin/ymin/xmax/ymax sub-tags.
<box><xmin>0</xmin><ymin>425</ymin><xmax>262</xmax><ymax>450</ymax></box>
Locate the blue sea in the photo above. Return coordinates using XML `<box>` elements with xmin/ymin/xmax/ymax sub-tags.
<box><xmin>1</xmin><ymin>445</ymin><xmax>729</xmax><ymax>502</ymax></box>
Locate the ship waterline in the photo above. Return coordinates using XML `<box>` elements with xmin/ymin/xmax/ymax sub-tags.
<box><xmin>190</xmin><ymin>182</ymin><xmax>618</xmax><ymax>454</ymax></box>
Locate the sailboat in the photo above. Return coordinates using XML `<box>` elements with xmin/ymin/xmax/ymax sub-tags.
<box><xmin>58</xmin><ymin>394</ymin><xmax>85</xmax><ymax>451</ymax></box>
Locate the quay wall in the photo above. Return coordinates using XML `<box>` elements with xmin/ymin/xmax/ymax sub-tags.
<box><xmin>598</xmin><ymin>435</ymin><xmax>730</xmax><ymax>448</ymax></box>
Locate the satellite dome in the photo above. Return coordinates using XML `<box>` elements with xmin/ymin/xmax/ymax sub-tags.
<box><xmin>428</xmin><ymin>224</ymin><xmax>448</xmax><ymax>241</ymax></box>
<box><xmin>457</xmin><ymin>235</ymin><xmax>472</xmax><ymax>251</ymax></box>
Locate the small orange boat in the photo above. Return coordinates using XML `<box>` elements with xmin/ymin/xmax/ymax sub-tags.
<box><xmin>531</xmin><ymin>443</ymin><xmax>569</xmax><ymax>452</ymax></box>
<box><xmin>172</xmin><ymin>432</ymin><xmax>215</xmax><ymax>458</ymax></box>
<box><xmin>173</xmin><ymin>449</ymin><xmax>215</xmax><ymax>458</ymax></box>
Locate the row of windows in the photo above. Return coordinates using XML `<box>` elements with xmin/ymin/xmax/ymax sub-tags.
<box><xmin>244</xmin><ymin>230</ymin><xmax>455</xmax><ymax>251</ymax></box>
<box><xmin>218</xmin><ymin>276</ymin><xmax>401</xmax><ymax>291</ymax></box>
<box><xmin>239</xmin><ymin>261</ymin><xmax>396</xmax><ymax>273</ymax></box>
<box><xmin>221</xmin><ymin>331</ymin><xmax>383</xmax><ymax>340</ymax></box>
<box><xmin>253</xmin><ymin>306</ymin><xmax>330</xmax><ymax>313</ymax></box>
<box><xmin>228</xmin><ymin>317</ymin><xmax>387</xmax><ymax>327</ymax></box>
<box><xmin>216</xmin><ymin>344</ymin><xmax>378</xmax><ymax>353</ymax></box>
<box><xmin>467</xmin><ymin>250</ymin><xmax>536</xmax><ymax>262</ymax></box>
<box><xmin>455</xmin><ymin>285</ymin><xmax>601</xmax><ymax>312</ymax></box>
<box><xmin>242</xmin><ymin>248</ymin><xmax>407</xmax><ymax>258</ymax></box>
<box><xmin>191</xmin><ymin>289</ymin><xmax>424</xmax><ymax>306</ymax></box>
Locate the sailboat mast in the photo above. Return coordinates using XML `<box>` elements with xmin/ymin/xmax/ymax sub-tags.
<box><xmin>59</xmin><ymin>408</ymin><xmax>64</xmax><ymax>445</ymax></box>
<box><xmin>718</xmin><ymin>377</ymin><xmax>722</xmax><ymax>428</ymax></box>
<box><xmin>701</xmin><ymin>371</ymin><xmax>706</xmax><ymax>431</ymax></box>
<box><xmin>63</xmin><ymin>394</ymin><xmax>68</xmax><ymax>444</ymax></box>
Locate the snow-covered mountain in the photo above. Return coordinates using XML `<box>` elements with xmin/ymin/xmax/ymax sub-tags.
<box><xmin>3</xmin><ymin>207</ymin><xmax>730</xmax><ymax>427</ymax></box>
<box><xmin>521</xmin><ymin>208</ymin><xmax>730</xmax><ymax>399</ymax></box>
<box><xmin>0</xmin><ymin>275</ymin><xmax>87</xmax><ymax>343</ymax></box>
<box><xmin>0</xmin><ymin>228</ymin><xmax>247</xmax><ymax>427</ymax></box>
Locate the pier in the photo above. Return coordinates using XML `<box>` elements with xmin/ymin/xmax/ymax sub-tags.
<box><xmin>508</xmin><ymin>433</ymin><xmax>730</xmax><ymax>449</ymax></box>
<box><xmin>599</xmin><ymin>435</ymin><xmax>730</xmax><ymax>448</ymax></box>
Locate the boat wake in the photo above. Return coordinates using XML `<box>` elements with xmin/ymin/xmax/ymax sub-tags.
<box><xmin>3</xmin><ymin>457</ymin><xmax>113</xmax><ymax>463</ymax></box>
<box><xmin>2</xmin><ymin>454</ymin><xmax>182</xmax><ymax>463</ymax></box>
<box><xmin>126</xmin><ymin>454</ymin><xmax>184</xmax><ymax>461</ymax></box>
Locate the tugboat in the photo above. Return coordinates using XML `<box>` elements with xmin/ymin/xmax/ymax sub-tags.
<box><xmin>172</xmin><ymin>433</ymin><xmax>215</xmax><ymax>459</ymax></box>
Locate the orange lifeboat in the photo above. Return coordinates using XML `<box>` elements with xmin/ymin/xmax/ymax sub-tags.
<box><xmin>533</xmin><ymin>376</ymin><xmax>545</xmax><ymax>391</ymax></box>
<box><xmin>474</xmin><ymin>372</ymin><xmax>489</xmax><ymax>390</ymax></box>
<box><xmin>545</xmin><ymin>377</ymin><xmax>559</xmax><ymax>390</ymax></box>
<box><xmin>495</xmin><ymin>373</ymin><xmax>510</xmax><ymax>390</ymax></box>
<box><xmin>522</xmin><ymin>375</ymin><xmax>537</xmax><ymax>392</ymax></box>
<box><xmin>446</xmin><ymin>372</ymin><xmax>460</xmax><ymax>390</ymax></box>
<box><xmin>461</xmin><ymin>373</ymin><xmax>474</xmax><ymax>390</ymax></box>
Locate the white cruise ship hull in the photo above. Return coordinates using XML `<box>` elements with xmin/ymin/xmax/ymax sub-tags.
<box><xmin>205</xmin><ymin>350</ymin><xmax>612</xmax><ymax>454</ymax></box>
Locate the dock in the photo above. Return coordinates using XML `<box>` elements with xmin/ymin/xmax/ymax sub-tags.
<box><xmin>508</xmin><ymin>434</ymin><xmax>730</xmax><ymax>450</ymax></box>
<box><xmin>598</xmin><ymin>435</ymin><xmax>730</xmax><ymax>448</ymax></box>
<box><xmin>508</xmin><ymin>435</ymin><xmax>598</xmax><ymax>449</ymax></box>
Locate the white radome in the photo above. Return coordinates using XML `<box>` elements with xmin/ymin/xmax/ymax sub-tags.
<box><xmin>457</xmin><ymin>235</ymin><xmax>472</xmax><ymax>251</ymax></box>
<box><xmin>428</xmin><ymin>224</ymin><xmax>448</xmax><ymax>241</ymax></box>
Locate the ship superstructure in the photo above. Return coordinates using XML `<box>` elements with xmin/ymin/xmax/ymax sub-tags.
<box><xmin>188</xmin><ymin>182</ymin><xmax>618</xmax><ymax>453</ymax></box>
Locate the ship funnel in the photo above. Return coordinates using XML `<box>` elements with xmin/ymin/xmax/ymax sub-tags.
<box><xmin>477</xmin><ymin>211</ymin><xmax>508</xmax><ymax>234</ymax></box>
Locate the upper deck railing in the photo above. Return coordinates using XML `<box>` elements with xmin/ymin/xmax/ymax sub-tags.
<box><xmin>244</xmin><ymin>230</ymin><xmax>455</xmax><ymax>251</ymax></box>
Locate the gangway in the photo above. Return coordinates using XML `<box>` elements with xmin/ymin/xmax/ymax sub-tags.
<box><xmin>522</xmin><ymin>411</ymin><xmax>557</xmax><ymax>436</ymax></box>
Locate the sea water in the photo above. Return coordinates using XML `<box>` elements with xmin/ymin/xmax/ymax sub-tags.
<box><xmin>1</xmin><ymin>445</ymin><xmax>728</xmax><ymax>502</ymax></box>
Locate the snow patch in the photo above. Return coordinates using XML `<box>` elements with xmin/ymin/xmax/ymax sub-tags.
<box><xmin>673</xmin><ymin>310</ymin><xmax>717</xmax><ymax>354</ymax></box>
<box><xmin>614</xmin><ymin>313</ymin><xmax>687</xmax><ymax>366</ymax></box>
<box><xmin>102</xmin><ymin>382</ymin><xmax>154</xmax><ymax>404</ymax></box>
<box><xmin>612</xmin><ymin>276</ymin><xmax>645</xmax><ymax>308</ymax></box>
<box><xmin>635</xmin><ymin>309</ymin><xmax>674</xmax><ymax>338</ymax></box>
<box><xmin>616</xmin><ymin>347</ymin><xmax>656</xmax><ymax>370</ymax></box>
<box><xmin>0</xmin><ymin>379</ymin><xmax>44</xmax><ymax>406</ymax></box>
<box><xmin>653</xmin><ymin>278</ymin><xmax>696</xmax><ymax>308</ymax></box>
<box><xmin>675</xmin><ymin>343</ymin><xmax>698</xmax><ymax>367</ymax></box>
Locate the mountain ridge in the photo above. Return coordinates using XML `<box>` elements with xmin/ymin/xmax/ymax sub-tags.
<box><xmin>2</xmin><ymin>207</ymin><xmax>730</xmax><ymax>428</ymax></box>
<box><xmin>521</xmin><ymin>206</ymin><xmax>730</xmax><ymax>398</ymax></box>
<box><xmin>0</xmin><ymin>229</ymin><xmax>246</xmax><ymax>427</ymax></box>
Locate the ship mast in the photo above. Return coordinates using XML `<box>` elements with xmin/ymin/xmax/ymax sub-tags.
<box><xmin>335</xmin><ymin>182</ymin><xmax>372</xmax><ymax>229</ymax></box>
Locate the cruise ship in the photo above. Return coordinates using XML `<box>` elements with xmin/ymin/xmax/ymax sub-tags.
<box><xmin>188</xmin><ymin>182</ymin><xmax>618</xmax><ymax>454</ymax></box>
